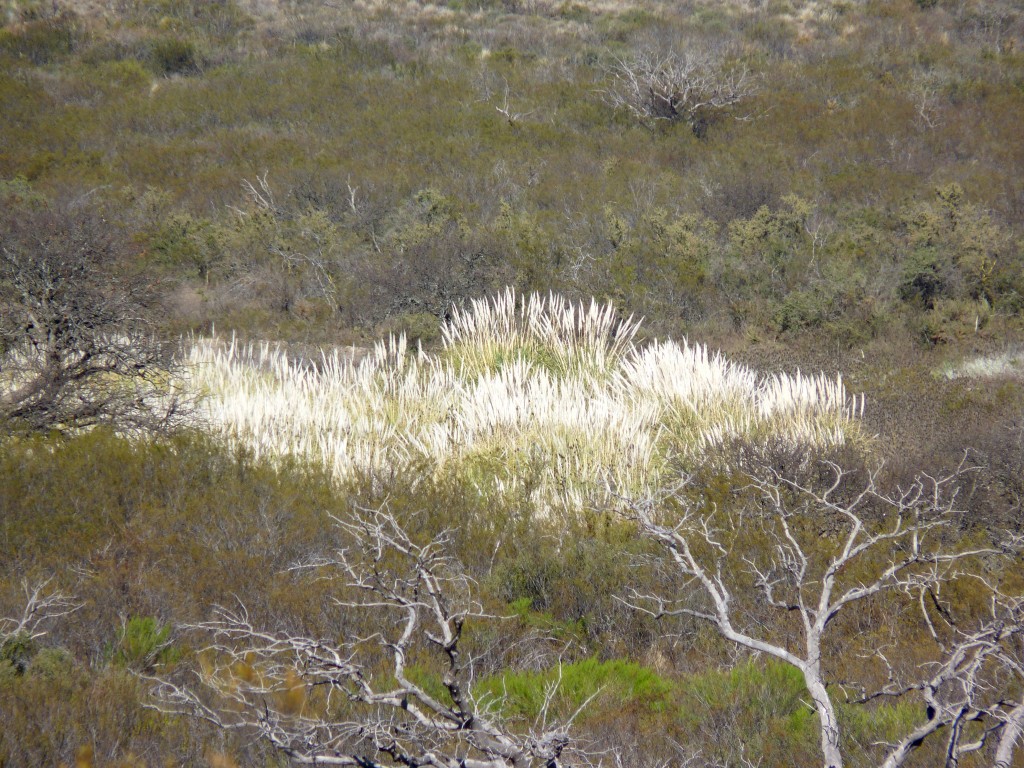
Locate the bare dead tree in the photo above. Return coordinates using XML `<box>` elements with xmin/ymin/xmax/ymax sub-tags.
<box><xmin>910</xmin><ymin>72</ymin><xmax>943</xmax><ymax>131</ymax></box>
<box><xmin>0</xmin><ymin>201</ymin><xmax>186</xmax><ymax>433</ymax></box>
<box><xmin>151</xmin><ymin>505</ymin><xmax>588</xmax><ymax>767</ymax></box>
<box><xmin>0</xmin><ymin>578</ymin><xmax>81</xmax><ymax>673</ymax></box>
<box><xmin>602</xmin><ymin>49</ymin><xmax>757</xmax><ymax>137</ymax></box>
<box><xmin>0</xmin><ymin>577</ymin><xmax>80</xmax><ymax>643</ymax></box>
<box><xmin>618</xmin><ymin>462</ymin><xmax>1023</xmax><ymax>768</ymax></box>
<box><xmin>494</xmin><ymin>78</ymin><xmax>537</xmax><ymax>127</ymax></box>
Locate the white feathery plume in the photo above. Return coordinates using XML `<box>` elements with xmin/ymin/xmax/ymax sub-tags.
<box><xmin>174</xmin><ymin>290</ymin><xmax>865</xmax><ymax>513</ymax></box>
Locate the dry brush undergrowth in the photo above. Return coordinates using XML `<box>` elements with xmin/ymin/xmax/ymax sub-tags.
<box><xmin>177</xmin><ymin>289</ymin><xmax>865</xmax><ymax>511</ymax></box>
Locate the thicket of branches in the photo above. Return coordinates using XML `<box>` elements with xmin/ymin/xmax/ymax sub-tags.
<box><xmin>0</xmin><ymin>199</ymin><xmax>185</xmax><ymax>432</ymax></box>
<box><xmin>154</xmin><ymin>507</ymin><xmax>589</xmax><ymax>768</ymax></box>
<box><xmin>602</xmin><ymin>49</ymin><xmax>757</xmax><ymax>136</ymax></box>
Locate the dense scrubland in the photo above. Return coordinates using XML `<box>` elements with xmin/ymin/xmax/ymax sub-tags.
<box><xmin>2</xmin><ymin>0</ymin><xmax>1024</xmax><ymax>766</ymax></box>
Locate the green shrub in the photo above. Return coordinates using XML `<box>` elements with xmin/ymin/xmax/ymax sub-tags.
<box><xmin>773</xmin><ymin>289</ymin><xmax>836</xmax><ymax>332</ymax></box>
<box><xmin>124</xmin><ymin>0</ymin><xmax>253</xmax><ymax>39</ymax></box>
<box><xmin>149</xmin><ymin>36</ymin><xmax>200</xmax><ymax>75</ymax></box>
<box><xmin>899</xmin><ymin>247</ymin><xmax>952</xmax><ymax>307</ymax></box>
<box><xmin>0</xmin><ymin>659</ymin><xmax>174</xmax><ymax>767</ymax></box>
<box><xmin>148</xmin><ymin>212</ymin><xmax>222</xmax><ymax>281</ymax></box>
<box><xmin>0</xmin><ymin>13</ymin><xmax>79</xmax><ymax>65</ymax></box>
<box><xmin>0</xmin><ymin>633</ymin><xmax>35</xmax><ymax>675</ymax></box>
<box><xmin>916</xmin><ymin>297</ymin><xmax>991</xmax><ymax>345</ymax></box>
<box><xmin>678</xmin><ymin>659</ymin><xmax>820</xmax><ymax>766</ymax></box>
<box><xmin>89</xmin><ymin>59</ymin><xmax>152</xmax><ymax>89</ymax></box>
<box><xmin>26</xmin><ymin>646</ymin><xmax>75</xmax><ymax>681</ymax></box>
<box><xmin>0</xmin><ymin>175</ymin><xmax>46</xmax><ymax>208</ymax></box>
<box><xmin>475</xmin><ymin>657</ymin><xmax>674</xmax><ymax>722</ymax></box>
<box><xmin>109</xmin><ymin>616</ymin><xmax>179</xmax><ymax>672</ymax></box>
<box><xmin>682</xmin><ymin>658</ymin><xmax>809</xmax><ymax>723</ymax></box>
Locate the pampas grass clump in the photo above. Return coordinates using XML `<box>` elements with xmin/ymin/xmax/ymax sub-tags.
<box><xmin>178</xmin><ymin>290</ymin><xmax>865</xmax><ymax>511</ymax></box>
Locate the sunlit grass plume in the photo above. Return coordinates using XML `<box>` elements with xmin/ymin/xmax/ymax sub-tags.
<box><xmin>180</xmin><ymin>290</ymin><xmax>865</xmax><ymax>511</ymax></box>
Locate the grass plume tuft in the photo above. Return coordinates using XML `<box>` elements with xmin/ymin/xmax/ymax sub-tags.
<box><xmin>177</xmin><ymin>290</ymin><xmax>865</xmax><ymax>512</ymax></box>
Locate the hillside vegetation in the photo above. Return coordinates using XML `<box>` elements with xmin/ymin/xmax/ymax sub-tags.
<box><xmin>2</xmin><ymin>0</ymin><xmax>1024</xmax><ymax>766</ymax></box>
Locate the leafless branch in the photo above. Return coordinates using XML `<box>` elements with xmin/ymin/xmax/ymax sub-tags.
<box><xmin>0</xmin><ymin>578</ymin><xmax>80</xmax><ymax>643</ymax></box>
<box><xmin>494</xmin><ymin>79</ymin><xmax>537</xmax><ymax>127</ymax></box>
<box><xmin>151</xmin><ymin>505</ymin><xmax>586</xmax><ymax>767</ymax></box>
<box><xmin>617</xmin><ymin>461</ymin><xmax>1022</xmax><ymax>768</ymax></box>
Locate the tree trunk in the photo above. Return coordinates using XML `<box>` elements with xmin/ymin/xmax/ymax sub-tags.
<box><xmin>994</xmin><ymin>701</ymin><xmax>1024</xmax><ymax>768</ymax></box>
<box><xmin>802</xmin><ymin>660</ymin><xmax>843</xmax><ymax>768</ymax></box>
